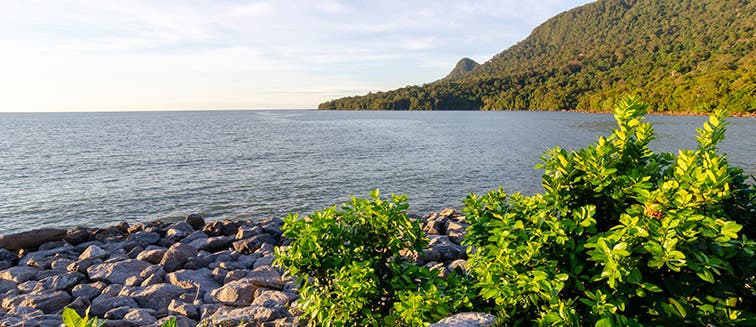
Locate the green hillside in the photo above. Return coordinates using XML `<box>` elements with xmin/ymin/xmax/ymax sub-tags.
<box><xmin>318</xmin><ymin>0</ymin><xmax>756</xmax><ymax>113</ymax></box>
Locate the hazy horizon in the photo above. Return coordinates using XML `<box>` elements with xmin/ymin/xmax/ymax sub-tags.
<box><xmin>1</xmin><ymin>1</ymin><xmax>594</xmax><ymax>112</ymax></box>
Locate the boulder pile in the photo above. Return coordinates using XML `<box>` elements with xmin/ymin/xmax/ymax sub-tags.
<box><xmin>0</xmin><ymin>209</ymin><xmax>488</xmax><ymax>327</ymax></box>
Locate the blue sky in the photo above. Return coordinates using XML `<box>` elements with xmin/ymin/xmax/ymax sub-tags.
<box><xmin>0</xmin><ymin>0</ymin><xmax>594</xmax><ymax>112</ymax></box>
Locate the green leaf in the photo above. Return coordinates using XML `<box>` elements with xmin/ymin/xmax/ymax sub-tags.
<box><xmin>595</xmin><ymin>317</ymin><xmax>613</xmax><ymax>327</ymax></box>
<box><xmin>161</xmin><ymin>317</ymin><xmax>177</xmax><ymax>327</ymax></box>
<box><xmin>62</xmin><ymin>308</ymin><xmax>84</xmax><ymax>327</ymax></box>
<box><xmin>696</xmin><ymin>270</ymin><xmax>715</xmax><ymax>283</ymax></box>
<box><xmin>721</xmin><ymin>221</ymin><xmax>742</xmax><ymax>239</ymax></box>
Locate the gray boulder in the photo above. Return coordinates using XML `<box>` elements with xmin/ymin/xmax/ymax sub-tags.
<box><xmin>189</xmin><ymin>236</ymin><xmax>233</xmax><ymax>252</ymax></box>
<box><xmin>129</xmin><ymin>283</ymin><xmax>185</xmax><ymax>311</ymax></box>
<box><xmin>127</xmin><ymin>231</ymin><xmax>161</xmax><ymax>248</ymax></box>
<box><xmin>0</xmin><ymin>266</ymin><xmax>39</xmax><ymax>283</ymax></box>
<box><xmin>209</xmin><ymin>279</ymin><xmax>259</xmax><ymax>306</ymax></box>
<box><xmin>79</xmin><ymin>245</ymin><xmax>109</xmax><ymax>261</ymax></box>
<box><xmin>87</xmin><ymin>259</ymin><xmax>152</xmax><ymax>284</ymax></box>
<box><xmin>165</xmin><ymin>222</ymin><xmax>195</xmax><ymax>241</ymax></box>
<box><xmin>203</xmin><ymin>304</ymin><xmax>288</xmax><ymax>325</ymax></box>
<box><xmin>18</xmin><ymin>290</ymin><xmax>72</xmax><ymax>313</ymax></box>
<box><xmin>165</xmin><ymin>268</ymin><xmax>220</xmax><ymax>297</ymax></box>
<box><xmin>185</xmin><ymin>214</ymin><xmax>205</xmax><ymax>231</ymax></box>
<box><xmin>135</xmin><ymin>248</ymin><xmax>166</xmax><ymax>264</ymax></box>
<box><xmin>160</xmin><ymin>243</ymin><xmax>197</xmax><ymax>272</ymax></box>
<box><xmin>428</xmin><ymin>312</ymin><xmax>497</xmax><ymax>327</ymax></box>
<box><xmin>31</xmin><ymin>271</ymin><xmax>83</xmax><ymax>293</ymax></box>
<box><xmin>90</xmin><ymin>295</ymin><xmax>139</xmax><ymax>317</ymax></box>
<box><xmin>71</xmin><ymin>282</ymin><xmax>106</xmax><ymax>300</ymax></box>
<box><xmin>168</xmin><ymin>299</ymin><xmax>199</xmax><ymax>320</ymax></box>
<box><xmin>246</xmin><ymin>266</ymin><xmax>284</xmax><ymax>290</ymax></box>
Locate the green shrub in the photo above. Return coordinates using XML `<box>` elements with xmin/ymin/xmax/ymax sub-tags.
<box><xmin>275</xmin><ymin>190</ymin><xmax>475</xmax><ymax>326</ymax></box>
<box><xmin>464</xmin><ymin>96</ymin><xmax>755</xmax><ymax>326</ymax></box>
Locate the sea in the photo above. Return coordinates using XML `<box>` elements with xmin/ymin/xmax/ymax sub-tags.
<box><xmin>0</xmin><ymin>110</ymin><xmax>754</xmax><ymax>234</ymax></box>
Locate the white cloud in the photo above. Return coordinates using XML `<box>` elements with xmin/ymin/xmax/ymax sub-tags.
<box><xmin>0</xmin><ymin>0</ymin><xmax>595</xmax><ymax>111</ymax></box>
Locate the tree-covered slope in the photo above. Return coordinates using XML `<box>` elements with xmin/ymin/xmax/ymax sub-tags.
<box><xmin>318</xmin><ymin>0</ymin><xmax>756</xmax><ymax>113</ymax></box>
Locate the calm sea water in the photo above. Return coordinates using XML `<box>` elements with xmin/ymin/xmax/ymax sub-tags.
<box><xmin>0</xmin><ymin>110</ymin><xmax>753</xmax><ymax>234</ymax></box>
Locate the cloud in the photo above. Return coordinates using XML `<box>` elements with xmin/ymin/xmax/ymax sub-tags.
<box><xmin>0</xmin><ymin>0</ymin><xmax>595</xmax><ymax>111</ymax></box>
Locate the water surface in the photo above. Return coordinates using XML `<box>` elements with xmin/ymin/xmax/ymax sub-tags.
<box><xmin>0</xmin><ymin>110</ymin><xmax>753</xmax><ymax>234</ymax></box>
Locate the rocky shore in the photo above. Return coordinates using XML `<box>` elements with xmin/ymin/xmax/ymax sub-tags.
<box><xmin>0</xmin><ymin>210</ymin><xmax>490</xmax><ymax>327</ymax></box>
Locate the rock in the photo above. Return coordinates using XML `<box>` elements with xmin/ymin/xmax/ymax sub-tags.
<box><xmin>38</xmin><ymin>240</ymin><xmax>69</xmax><ymax>251</ymax></box>
<box><xmin>0</xmin><ymin>249</ymin><xmax>18</xmax><ymax>262</ymax></box>
<box><xmin>136</xmin><ymin>248</ymin><xmax>167</xmax><ymax>264</ymax></box>
<box><xmin>168</xmin><ymin>299</ymin><xmax>199</xmax><ymax>320</ymax></box>
<box><xmin>224</xmin><ymin>269</ymin><xmax>249</xmax><ymax>284</ymax></box>
<box><xmin>67</xmin><ymin>296</ymin><xmax>91</xmax><ymax>316</ymax></box>
<box><xmin>100</xmin><ymin>284</ymin><xmax>124</xmax><ymax>297</ymax></box>
<box><xmin>253</xmin><ymin>255</ymin><xmax>275</xmax><ymax>269</ymax></box>
<box><xmin>67</xmin><ymin>258</ymin><xmax>103</xmax><ymax>274</ymax></box>
<box><xmin>253</xmin><ymin>289</ymin><xmax>297</xmax><ymax>307</ymax></box>
<box><xmin>185</xmin><ymin>214</ymin><xmax>205</xmax><ymax>230</ymax></box>
<box><xmin>92</xmin><ymin>226</ymin><xmax>127</xmax><ymax>243</ymax></box>
<box><xmin>160</xmin><ymin>243</ymin><xmax>197</xmax><ymax>272</ymax></box>
<box><xmin>123</xmin><ymin>276</ymin><xmax>143</xmax><ymax>286</ymax></box>
<box><xmin>71</xmin><ymin>282</ymin><xmax>105</xmax><ymax>300</ymax></box>
<box><xmin>0</xmin><ymin>266</ymin><xmax>39</xmax><ymax>283</ymax></box>
<box><xmin>87</xmin><ymin>259</ymin><xmax>152</xmax><ymax>284</ymax></box>
<box><xmin>246</xmin><ymin>266</ymin><xmax>284</xmax><ymax>290</ymax></box>
<box><xmin>32</xmin><ymin>271</ymin><xmax>83</xmax><ymax>292</ymax></box>
<box><xmin>130</xmin><ymin>283</ymin><xmax>185</xmax><ymax>312</ymax></box>
<box><xmin>202</xmin><ymin>220</ymin><xmax>244</xmax><ymax>237</ymax></box>
<box><xmin>448</xmin><ymin>259</ymin><xmax>468</xmax><ymax>272</ymax></box>
<box><xmin>0</xmin><ymin>228</ymin><xmax>66</xmax><ymax>251</ymax></box>
<box><xmin>236</xmin><ymin>225</ymin><xmax>262</xmax><ymax>240</ymax></box>
<box><xmin>50</xmin><ymin>258</ymin><xmax>76</xmax><ymax>270</ymax></box>
<box><xmin>19</xmin><ymin>290</ymin><xmax>72</xmax><ymax>314</ymax></box>
<box><xmin>233</xmin><ymin>233</ymin><xmax>276</xmax><ymax>254</ymax></box>
<box><xmin>179</xmin><ymin>231</ymin><xmax>209</xmax><ymax>244</ymax></box>
<box><xmin>204</xmin><ymin>304</ymin><xmax>288</xmax><ymax>325</ymax></box>
<box><xmin>210</xmin><ymin>267</ymin><xmax>228</xmax><ymax>283</ymax></box>
<box><xmin>123</xmin><ymin>308</ymin><xmax>157</xmax><ymax>325</ymax></box>
<box><xmin>126</xmin><ymin>231</ymin><xmax>161</xmax><ymax>248</ymax></box>
<box><xmin>428</xmin><ymin>312</ymin><xmax>497</xmax><ymax>327</ymax></box>
<box><xmin>428</xmin><ymin>235</ymin><xmax>467</xmax><ymax>261</ymax></box>
<box><xmin>189</xmin><ymin>236</ymin><xmax>233</xmax><ymax>252</ymax></box>
<box><xmin>64</xmin><ymin>226</ymin><xmax>93</xmax><ymax>245</ymax></box>
<box><xmin>165</xmin><ymin>222</ymin><xmax>195</xmax><ymax>241</ymax></box>
<box><xmin>184</xmin><ymin>251</ymin><xmax>217</xmax><ymax>270</ymax></box>
<box><xmin>126</xmin><ymin>245</ymin><xmax>145</xmax><ymax>259</ymax></box>
<box><xmin>166</xmin><ymin>268</ymin><xmax>220</xmax><ymax>297</ymax></box>
<box><xmin>157</xmin><ymin>315</ymin><xmax>197</xmax><ymax>327</ymax></box>
<box><xmin>199</xmin><ymin>303</ymin><xmax>221</xmax><ymax>320</ymax></box>
<box><xmin>209</xmin><ymin>279</ymin><xmax>259</xmax><ymax>306</ymax></box>
<box><xmin>104</xmin><ymin>306</ymin><xmax>134</xmax><ymax>320</ymax></box>
<box><xmin>18</xmin><ymin>245</ymin><xmax>77</xmax><ymax>269</ymax></box>
<box><xmin>255</xmin><ymin>243</ymin><xmax>276</xmax><ymax>255</ymax></box>
<box><xmin>415</xmin><ymin>248</ymin><xmax>442</xmax><ymax>266</ymax></box>
<box><xmin>90</xmin><ymin>295</ymin><xmax>139</xmax><ymax>317</ymax></box>
<box><xmin>258</xmin><ymin>217</ymin><xmax>283</xmax><ymax>240</ymax></box>
<box><xmin>0</xmin><ymin>279</ymin><xmax>17</xmax><ymax>293</ymax></box>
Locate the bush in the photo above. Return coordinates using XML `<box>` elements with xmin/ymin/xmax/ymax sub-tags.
<box><xmin>463</xmin><ymin>96</ymin><xmax>755</xmax><ymax>326</ymax></box>
<box><xmin>275</xmin><ymin>190</ymin><xmax>475</xmax><ymax>326</ymax></box>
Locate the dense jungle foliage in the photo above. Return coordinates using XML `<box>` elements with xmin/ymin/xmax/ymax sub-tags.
<box><xmin>319</xmin><ymin>0</ymin><xmax>756</xmax><ymax>113</ymax></box>
<box><xmin>282</xmin><ymin>96</ymin><xmax>755</xmax><ymax>326</ymax></box>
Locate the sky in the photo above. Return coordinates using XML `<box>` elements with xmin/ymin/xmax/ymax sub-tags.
<box><xmin>0</xmin><ymin>0</ymin><xmax>594</xmax><ymax>112</ymax></box>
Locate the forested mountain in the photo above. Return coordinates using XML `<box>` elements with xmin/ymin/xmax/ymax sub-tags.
<box><xmin>443</xmin><ymin>58</ymin><xmax>480</xmax><ymax>80</ymax></box>
<box><xmin>319</xmin><ymin>0</ymin><xmax>756</xmax><ymax>113</ymax></box>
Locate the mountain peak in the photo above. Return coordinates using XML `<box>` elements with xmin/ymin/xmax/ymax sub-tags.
<box><xmin>444</xmin><ymin>57</ymin><xmax>480</xmax><ymax>80</ymax></box>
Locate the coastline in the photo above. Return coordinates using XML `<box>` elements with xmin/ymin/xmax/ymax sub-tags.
<box><xmin>0</xmin><ymin>210</ymin><xmax>473</xmax><ymax>327</ymax></box>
